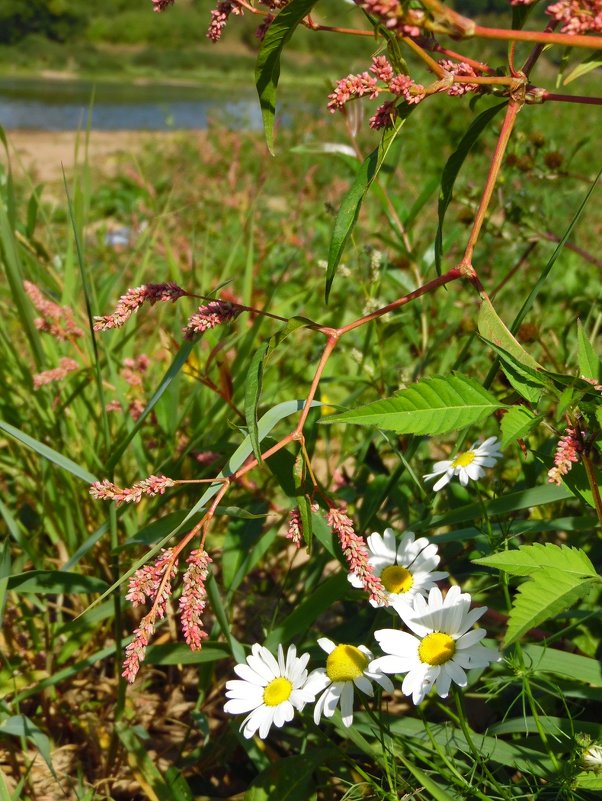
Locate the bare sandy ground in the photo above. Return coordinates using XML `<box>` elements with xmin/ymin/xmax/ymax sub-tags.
<box><xmin>2</xmin><ymin>130</ymin><xmax>186</xmax><ymax>182</ymax></box>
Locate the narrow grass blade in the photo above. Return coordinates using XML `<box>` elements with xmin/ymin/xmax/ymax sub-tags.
<box><xmin>0</xmin><ymin>420</ymin><xmax>97</xmax><ymax>483</ymax></box>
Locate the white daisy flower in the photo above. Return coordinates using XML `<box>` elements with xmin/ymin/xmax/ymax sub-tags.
<box><xmin>423</xmin><ymin>436</ymin><xmax>502</xmax><ymax>492</ymax></box>
<box><xmin>370</xmin><ymin>586</ymin><xmax>500</xmax><ymax>706</ymax></box>
<box><xmin>305</xmin><ymin>637</ymin><xmax>394</xmax><ymax>727</ymax></box>
<box><xmin>582</xmin><ymin>743</ymin><xmax>602</xmax><ymax>773</ymax></box>
<box><xmin>348</xmin><ymin>528</ymin><xmax>448</xmax><ymax>609</ymax></box>
<box><xmin>224</xmin><ymin>643</ymin><xmax>314</xmax><ymax>739</ymax></box>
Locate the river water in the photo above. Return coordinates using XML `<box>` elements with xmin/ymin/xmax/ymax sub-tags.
<box><xmin>0</xmin><ymin>77</ymin><xmax>266</xmax><ymax>131</ymax></box>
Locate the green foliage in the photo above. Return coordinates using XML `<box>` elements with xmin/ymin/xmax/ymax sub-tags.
<box><xmin>323</xmin><ymin>374</ymin><xmax>504</xmax><ymax>435</ymax></box>
<box><xmin>475</xmin><ymin>544</ymin><xmax>601</xmax><ymax>646</ymax></box>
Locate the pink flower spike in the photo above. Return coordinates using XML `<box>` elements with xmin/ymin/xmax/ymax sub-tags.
<box><xmin>122</xmin><ymin>615</ymin><xmax>154</xmax><ymax>683</ymax></box>
<box><xmin>284</xmin><ymin>504</ymin><xmax>319</xmax><ymax>548</ymax></box>
<box><xmin>547</xmin><ymin>426</ymin><xmax>582</xmax><ymax>485</ymax></box>
<box><xmin>151</xmin><ymin>0</ymin><xmax>175</xmax><ymax>11</ymax></box>
<box><xmin>33</xmin><ymin>358</ymin><xmax>80</xmax><ymax>390</ymax></box>
<box><xmin>126</xmin><ymin>548</ymin><xmax>177</xmax><ymax>607</ymax></box>
<box><xmin>93</xmin><ymin>282</ymin><xmax>187</xmax><ymax>331</ymax></box>
<box><xmin>179</xmin><ymin>549</ymin><xmax>212</xmax><ymax>651</ymax></box>
<box><xmin>182</xmin><ymin>300</ymin><xmax>241</xmax><ymax>340</ymax></box>
<box><xmin>89</xmin><ymin>474</ymin><xmax>175</xmax><ymax>505</ymax></box>
<box><xmin>546</xmin><ymin>0</ymin><xmax>602</xmax><ymax>34</ymax></box>
<box><xmin>326</xmin><ymin>507</ymin><xmax>388</xmax><ymax>606</ymax></box>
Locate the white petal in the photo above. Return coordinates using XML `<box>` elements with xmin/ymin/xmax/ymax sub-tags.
<box><xmin>304</xmin><ymin>669</ymin><xmax>331</xmax><ymax>696</ymax></box>
<box><xmin>317</xmin><ymin>637</ymin><xmax>336</xmax><ymax>654</ymax></box>
<box><xmin>258</xmin><ymin>707</ymin><xmax>277</xmax><ymax>739</ymax></box>
<box><xmin>456</xmin><ymin>628</ymin><xmax>487</xmax><ymax>649</ymax></box>
<box><xmin>444</xmin><ymin>660</ymin><xmax>467</xmax><ymax>688</ymax></box>
<box><xmin>432</xmin><ymin>472</ymin><xmax>452</xmax><ymax>492</ymax></box>
<box><xmin>234</xmin><ymin>662</ymin><xmax>268</xmax><ymax>685</ymax></box>
<box><xmin>370</xmin><ymin>655</ymin><xmax>416</xmax><ymax>675</ymax></box>
<box><xmin>313</xmin><ymin>688</ymin><xmax>328</xmax><ymax>724</ymax></box>
<box><xmin>340</xmin><ymin>682</ymin><xmax>355</xmax><ymax>726</ymax></box>
<box><xmin>323</xmin><ymin>683</ymin><xmax>343</xmax><ymax>718</ymax></box>
<box><xmin>348</xmin><ymin>572</ymin><xmax>363</xmax><ymax>588</ymax></box>
<box><xmin>374</xmin><ymin>628</ymin><xmax>420</xmax><ymax>657</ymax></box>
<box><xmin>371</xmin><ymin>671</ymin><xmax>395</xmax><ymax>692</ymax></box>
<box><xmin>224</xmin><ymin>697</ymin><xmax>261</xmax><ymax>715</ymax></box>
<box><xmin>354</xmin><ymin>675</ymin><xmax>373</xmax><ymax>695</ymax></box>
<box><xmin>273</xmin><ymin>700</ymin><xmax>294</xmax><ymax>728</ymax></box>
<box><xmin>435</xmin><ymin>668</ymin><xmax>452</xmax><ymax>698</ymax></box>
<box><xmin>241</xmin><ymin>707</ymin><xmax>267</xmax><ymax>739</ymax></box>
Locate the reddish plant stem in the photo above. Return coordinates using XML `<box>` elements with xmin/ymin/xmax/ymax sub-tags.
<box><xmin>522</xmin><ymin>21</ymin><xmax>558</xmax><ymax>77</ymax></box>
<box><xmin>542</xmin><ymin>92</ymin><xmax>602</xmax><ymax>106</ymax></box>
<box><xmin>461</xmin><ymin>99</ymin><xmax>522</xmax><ymax>270</ymax></box>
<box><xmin>338</xmin><ymin>268</ymin><xmax>463</xmax><ymax>335</ymax></box>
<box><xmin>474</xmin><ymin>24</ymin><xmax>602</xmax><ymax>51</ymax></box>
<box><xmin>431</xmin><ymin>43</ymin><xmax>494</xmax><ymax>74</ymax></box>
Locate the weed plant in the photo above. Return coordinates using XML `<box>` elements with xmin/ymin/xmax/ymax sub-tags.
<box><xmin>1</xmin><ymin>1</ymin><xmax>602</xmax><ymax>799</ymax></box>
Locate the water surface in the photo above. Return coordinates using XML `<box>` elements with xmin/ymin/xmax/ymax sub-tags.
<box><xmin>0</xmin><ymin>77</ymin><xmax>265</xmax><ymax>131</ymax></box>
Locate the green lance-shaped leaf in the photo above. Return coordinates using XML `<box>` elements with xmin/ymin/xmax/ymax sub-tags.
<box><xmin>500</xmin><ymin>406</ymin><xmax>542</xmax><ymax>448</ymax></box>
<box><xmin>564</xmin><ymin>54</ymin><xmax>602</xmax><ymax>85</ymax></box>
<box><xmin>322</xmin><ymin>374</ymin><xmax>504</xmax><ymax>435</ymax></box>
<box><xmin>473</xmin><ymin>542</ymin><xmax>598</xmax><ymax>578</ymax></box>
<box><xmin>7</xmin><ymin>570</ymin><xmax>109</xmax><ymax>594</ymax></box>
<box><xmin>255</xmin><ymin>0</ymin><xmax>319</xmax><ymax>154</ymax></box>
<box><xmin>577</xmin><ymin>319</ymin><xmax>601</xmax><ymax>382</ymax></box>
<box><xmin>325</xmin><ymin>108</ymin><xmax>413</xmax><ymax>301</ymax></box>
<box><xmin>435</xmin><ymin>102</ymin><xmax>506</xmax><ymax>274</ymax></box>
<box><xmin>504</xmin><ymin>567</ymin><xmax>600</xmax><ymax>647</ymax></box>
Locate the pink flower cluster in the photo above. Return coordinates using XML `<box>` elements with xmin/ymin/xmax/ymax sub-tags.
<box><xmin>24</xmin><ymin>281</ymin><xmax>83</xmax><ymax>341</ymax></box>
<box><xmin>182</xmin><ymin>300</ymin><xmax>241</xmax><ymax>340</ymax></box>
<box><xmin>33</xmin><ymin>357</ymin><xmax>80</xmax><ymax>390</ymax></box>
<box><xmin>285</xmin><ymin>504</ymin><xmax>319</xmax><ymax>548</ymax></box>
<box><xmin>122</xmin><ymin>615</ymin><xmax>155</xmax><ymax>684</ymax></box>
<box><xmin>121</xmin><ymin>354</ymin><xmax>151</xmax><ymax>388</ymax></box>
<box><xmin>439</xmin><ymin>59</ymin><xmax>479</xmax><ymax>96</ymax></box>
<box><xmin>207</xmin><ymin>0</ymin><xmax>243</xmax><ymax>42</ymax></box>
<box><xmin>326</xmin><ymin>507</ymin><xmax>388</xmax><ymax>606</ymax></box>
<box><xmin>352</xmin><ymin>0</ymin><xmax>425</xmax><ymax>36</ymax></box>
<box><xmin>151</xmin><ymin>0</ymin><xmax>175</xmax><ymax>10</ymax></box>
<box><xmin>179</xmin><ymin>549</ymin><xmax>212</xmax><ymax>651</ymax></box>
<box><xmin>547</xmin><ymin>426</ymin><xmax>582</xmax><ymax>485</ymax></box>
<box><xmin>122</xmin><ymin>549</ymin><xmax>178</xmax><ymax>683</ymax></box>
<box><xmin>546</xmin><ymin>0</ymin><xmax>602</xmax><ymax>33</ymax></box>
<box><xmin>90</xmin><ymin>474</ymin><xmax>175</xmax><ymax>505</ymax></box>
<box><xmin>126</xmin><ymin>548</ymin><xmax>177</xmax><ymax>609</ymax></box>
<box><xmin>93</xmin><ymin>282</ymin><xmax>187</xmax><ymax>331</ymax></box>
<box><xmin>329</xmin><ymin>55</ymin><xmax>452</xmax><ymax>130</ymax></box>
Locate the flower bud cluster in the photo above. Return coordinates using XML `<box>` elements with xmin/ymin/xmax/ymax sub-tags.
<box><xmin>89</xmin><ymin>474</ymin><xmax>175</xmax><ymax>505</ymax></box>
<box><xmin>93</xmin><ymin>282</ymin><xmax>187</xmax><ymax>331</ymax></box>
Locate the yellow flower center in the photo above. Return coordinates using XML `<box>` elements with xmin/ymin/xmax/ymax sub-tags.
<box><xmin>418</xmin><ymin>632</ymin><xmax>456</xmax><ymax>666</ymax></box>
<box><xmin>381</xmin><ymin>565</ymin><xmax>414</xmax><ymax>594</ymax></box>
<box><xmin>326</xmin><ymin>644</ymin><xmax>369</xmax><ymax>682</ymax></box>
<box><xmin>451</xmin><ymin>450</ymin><xmax>476</xmax><ymax>468</ymax></box>
<box><xmin>263</xmin><ymin>677</ymin><xmax>293</xmax><ymax>706</ymax></box>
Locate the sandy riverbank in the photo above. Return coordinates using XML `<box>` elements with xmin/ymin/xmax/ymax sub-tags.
<box><xmin>2</xmin><ymin>130</ymin><xmax>195</xmax><ymax>182</ymax></box>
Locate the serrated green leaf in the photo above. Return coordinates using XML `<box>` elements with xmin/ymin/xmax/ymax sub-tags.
<box><xmin>474</xmin><ymin>542</ymin><xmax>597</xmax><ymax>577</ymax></box>
<box><xmin>500</xmin><ymin>406</ymin><xmax>541</xmax><ymax>447</ymax></box>
<box><xmin>326</xmin><ymin>108</ymin><xmax>412</xmax><ymax>300</ymax></box>
<box><xmin>322</xmin><ymin>374</ymin><xmax>504</xmax><ymax>435</ymax></box>
<box><xmin>255</xmin><ymin>0</ymin><xmax>319</xmax><ymax>153</ymax></box>
<box><xmin>575</xmin><ymin>772</ymin><xmax>602</xmax><ymax>790</ymax></box>
<box><xmin>504</xmin><ymin>567</ymin><xmax>599</xmax><ymax>646</ymax></box>
<box><xmin>435</xmin><ymin>102</ymin><xmax>506</xmax><ymax>273</ymax></box>
<box><xmin>577</xmin><ymin>320</ymin><xmax>601</xmax><ymax>382</ymax></box>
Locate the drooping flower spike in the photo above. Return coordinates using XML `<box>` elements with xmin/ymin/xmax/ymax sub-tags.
<box><xmin>305</xmin><ymin>638</ymin><xmax>393</xmax><ymax>728</ymax></box>
<box><xmin>224</xmin><ymin>644</ymin><xmax>314</xmax><ymax>739</ymax></box>
<box><xmin>423</xmin><ymin>436</ymin><xmax>502</xmax><ymax>492</ymax></box>
<box><xmin>348</xmin><ymin>529</ymin><xmax>448</xmax><ymax>610</ymax></box>
<box><xmin>370</xmin><ymin>586</ymin><xmax>500</xmax><ymax>705</ymax></box>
